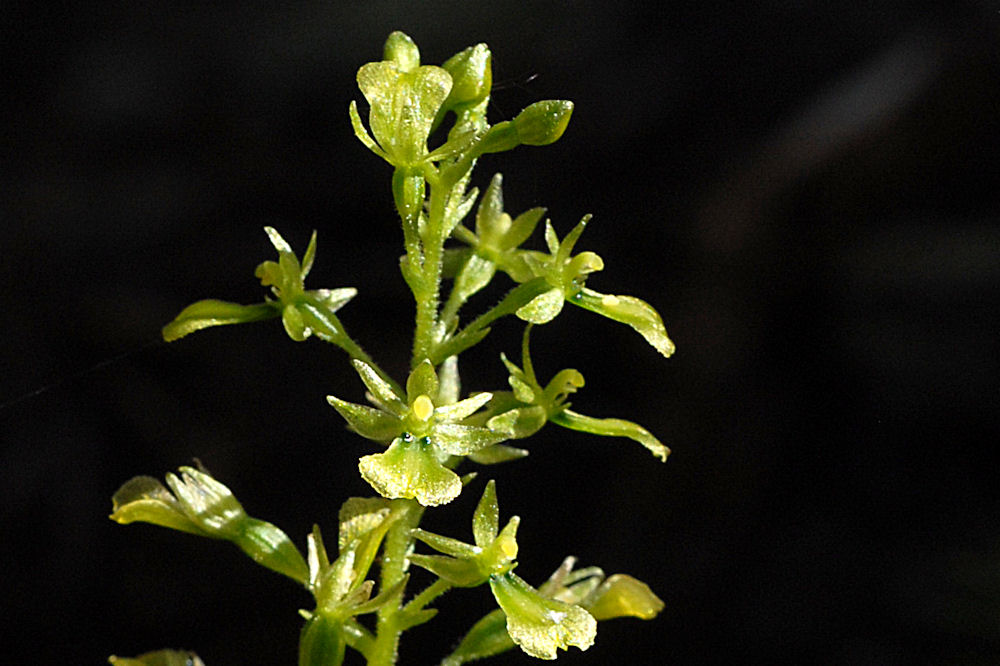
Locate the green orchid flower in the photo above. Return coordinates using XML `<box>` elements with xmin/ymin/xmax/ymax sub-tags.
<box><xmin>108</xmin><ymin>650</ymin><xmax>205</xmax><ymax>666</ymax></box>
<box><xmin>443</xmin><ymin>556</ymin><xmax>662</xmax><ymax>665</ymax></box>
<box><xmin>110</xmin><ymin>467</ymin><xmax>309</xmax><ymax>585</ymax></box>
<box><xmin>509</xmin><ymin>215</ymin><xmax>675</xmax><ymax>358</ymax></box>
<box><xmin>298</xmin><ymin>504</ymin><xmax>403</xmax><ymax>666</ymax></box>
<box><xmin>449</xmin><ymin>173</ymin><xmax>546</xmax><ymax>291</ymax></box>
<box><xmin>407</xmin><ymin>480</ymin><xmax>519</xmax><ymax>587</ymax></box>
<box><xmin>162</xmin><ymin>227</ymin><xmax>356</xmax><ymax>344</ymax></box>
<box><xmin>483</xmin><ymin>326</ymin><xmax>670</xmax><ymax>461</ymax></box>
<box><xmin>327</xmin><ymin>359</ymin><xmax>508</xmax><ymax>506</ymax></box>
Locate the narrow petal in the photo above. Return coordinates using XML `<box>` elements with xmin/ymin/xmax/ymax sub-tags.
<box><xmin>571</xmin><ymin>287</ymin><xmax>675</xmax><ymax>358</ymax></box>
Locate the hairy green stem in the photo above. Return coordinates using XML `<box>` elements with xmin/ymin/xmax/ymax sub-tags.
<box><xmin>368</xmin><ymin>499</ymin><xmax>424</xmax><ymax>666</ymax></box>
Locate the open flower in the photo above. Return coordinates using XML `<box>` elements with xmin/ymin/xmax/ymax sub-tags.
<box><xmin>508</xmin><ymin>215</ymin><xmax>675</xmax><ymax>358</ymax></box>
<box><xmin>483</xmin><ymin>327</ymin><xmax>670</xmax><ymax>461</ymax></box>
<box><xmin>162</xmin><ymin>227</ymin><xmax>356</xmax><ymax>344</ymax></box>
<box><xmin>489</xmin><ymin>572</ymin><xmax>597</xmax><ymax>660</ymax></box>
<box><xmin>408</xmin><ymin>480</ymin><xmax>520</xmax><ymax>586</ymax></box>
<box><xmin>328</xmin><ymin>359</ymin><xmax>508</xmax><ymax>505</ymax></box>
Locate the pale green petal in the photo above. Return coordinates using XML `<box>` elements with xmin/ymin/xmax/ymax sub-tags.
<box><xmin>358</xmin><ymin>436</ymin><xmax>462</xmax><ymax>506</ymax></box>
<box><xmin>515</xmin><ymin>288</ymin><xmax>564</xmax><ymax>324</ymax></box>
<box><xmin>337</xmin><ymin>497</ymin><xmax>392</xmax><ymax>552</ymax></box>
<box><xmin>486</xmin><ymin>407</ymin><xmax>547</xmax><ymax>439</ymax></box>
<box><xmin>406</xmin><ymin>360</ymin><xmax>439</xmax><ymax>403</ymax></box>
<box><xmin>572</xmin><ymin>287</ymin><xmax>675</xmax><ymax>358</ymax></box>
<box><xmin>326</xmin><ymin>395</ymin><xmax>403</xmax><ymax>442</ymax></box>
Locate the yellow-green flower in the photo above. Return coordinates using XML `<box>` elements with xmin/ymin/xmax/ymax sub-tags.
<box><xmin>162</xmin><ymin>227</ymin><xmax>356</xmax><ymax>344</ymax></box>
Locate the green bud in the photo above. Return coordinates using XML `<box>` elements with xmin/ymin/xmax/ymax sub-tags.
<box><xmin>383</xmin><ymin>31</ymin><xmax>420</xmax><ymax>72</ymax></box>
<box><xmin>442</xmin><ymin>43</ymin><xmax>492</xmax><ymax>111</ymax></box>
<box><xmin>512</xmin><ymin>100</ymin><xmax>573</xmax><ymax>146</ymax></box>
<box><xmin>298</xmin><ymin>613</ymin><xmax>346</xmax><ymax>666</ymax></box>
<box><xmin>475</xmin><ymin>121</ymin><xmax>519</xmax><ymax>154</ymax></box>
<box><xmin>392</xmin><ymin>168</ymin><xmax>425</xmax><ymax>224</ymax></box>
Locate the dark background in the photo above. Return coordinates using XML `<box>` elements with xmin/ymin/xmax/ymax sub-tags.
<box><xmin>3</xmin><ymin>1</ymin><xmax>999</xmax><ymax>664</ymax></box>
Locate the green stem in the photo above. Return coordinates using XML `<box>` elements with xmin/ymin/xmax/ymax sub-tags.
<box><xmin>429</xmin><ymin>278</ymin><xmax>551</xmax><ymax>365</ymax></box>
<box><xmin>402</xmin><ymin>578</ymin><xmax>452</xmax><ymax>617</ymax></box>
<box><xmin>367</xmin><ymin>499</ymin><xmax>424</xmax><ymax>666</ymax></box>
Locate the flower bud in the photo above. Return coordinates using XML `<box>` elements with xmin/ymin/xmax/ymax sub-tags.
<box><xmin>442</xmin><ymin>43</ymin><xmax>492</xmax><ymax>110</ymax></box>
<box><xmin>383</xmin><ymin>31</ymin><xmax>420</xmax><ymax>72</ymax></box>
<box><xmin>513</xmin><ymin>100</ymin><xmax>573</xmax><ymax>146</ymax></box>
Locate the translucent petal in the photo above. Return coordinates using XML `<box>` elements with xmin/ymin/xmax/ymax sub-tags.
<box><xmin>351</xmin><ymin>360</ymin><xmax>407</xmax><ymax>416</ymax></box>
<box><xmin>301</xmin><ymin>230</ymin><xmax>318</xmax><ymax>278</ymax></box>
<box><xmin>165</xmin><ymin>467</ymin><xmax>247</xmax><ymax>537</ymax></box>
<box><xmin>263</xmin><ymin>226</ymin><xmax>293</xmax><ymax>254</ymax></box>
<box><xmin>486</xmin><ymin>407</ymin><xmax>546</xmax><ymax>439</ymax></box>
<box><xmin>337</xmin><ymin>498</ymin><xmax>392</xmax><ymax>552</ymax></box>
<box><xmin>408</xmin><ymin>553</ymin><xmax>484</xmax><ymax>587</ymax></box>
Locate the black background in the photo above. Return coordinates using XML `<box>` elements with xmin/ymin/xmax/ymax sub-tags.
<box><xmin>3</xmin><ymin>1</ymin><xmax>999</xmax><ymax>664</ymax></box>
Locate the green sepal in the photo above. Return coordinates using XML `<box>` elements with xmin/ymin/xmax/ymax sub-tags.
<box><xmin>410</xmin><ymin>528</ymin><xmax>479</xmax><ymax>560</ymax></box>
<box><xmin>108</xmin><ymin>650</ymin><xmax>205</xmax><ymax>666</ymax></box>
<box><xmin>358</xmin><ymin>435</ymin><xmax>462</xmax><ymax>506</ymax></box>
<box><xmin>326</xmin><ymin>395</ymin><xmax>403</xmax><ymax>442</ymax></box>
<box><xmin>441</xmin><ymin>609</ymin><xmax>515</xmax><ymax>666</ymax></box>
<box><xmin>337</xmin><ymin>497</ymin><xmax>392</xmax><ymax>552</ymax></box>
<box><xmin>571</xmin><ymin>287</ymin><xmax>675</xmax><ymax>358</ymax></box>
<box><xmin>452</xmin><ymin>253</ymin><xmax>497</xmax><ymax>304</ymax></box>
<box><xmin>472</xmin><ymin>479</ymin><xmax>499</xmax><ymax>546</ymax></box>
<box><xmin>408</xmin><ymin>552</ymin><xmax>485</xmax><ymax>587</ymax></box>
<box><xmin>298</xmin><ymin>613</ymin><xmax>346</xmax><ymax>666</ymax></box>
<box><xmin>356</xmin><ymin>60</ymin><xmax>452</xmax><ymax>166</ymax></box>
<box><xmin>406</xmin><ymin>360</ymin><xmax>439</xmax><ymax>403</ymax></box>
<box><xmin>236</xmin><ymin>517</ymin><xmax>313</xmax><ymax>584</ymax></box>
<box><xmin>162</xmin><ymin>300</ymin><xmax>277</xmax><ymax>342</ymax></box>
<box><xmin>550</xmin><ymin>409</ymin><xmax>670</xmax><ymax>462</ymax></box>
<box><xmin>485</xmin><ymin>406</ymin><xmax>547</xmax><ymax>441</ymax></box>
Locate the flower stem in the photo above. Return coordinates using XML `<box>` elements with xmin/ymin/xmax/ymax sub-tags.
<box><xmin>367</xmin><ymin>499</ymin><xmax>424</xmax><ymax>666</ymax></box>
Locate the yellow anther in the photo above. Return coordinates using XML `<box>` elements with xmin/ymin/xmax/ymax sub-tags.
<box><xmin>600</xmin><ymin>294</ymin><xmax>619</xmax><ymax>307</ymax></box>
<box><xmin>412</xmin><ymin>394</ymin><xmax>435</xmax><ymax>421</ymax></box>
